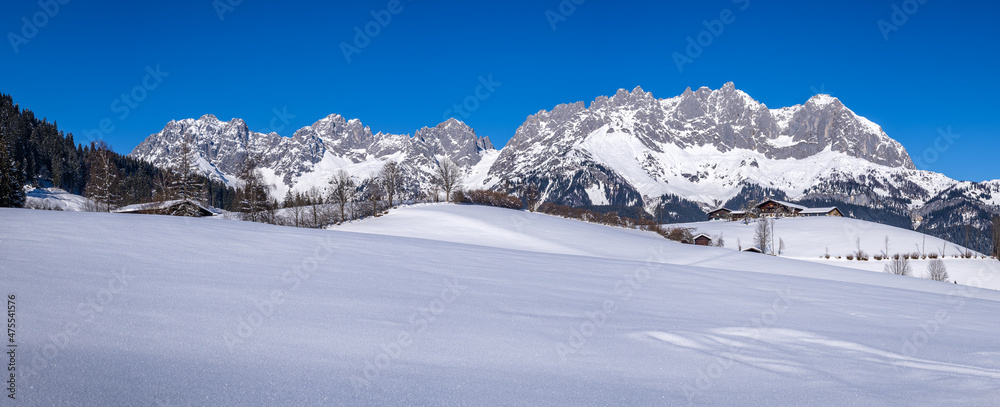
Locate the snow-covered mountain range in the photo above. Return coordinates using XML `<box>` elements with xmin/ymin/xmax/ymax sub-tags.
<box><xmin>129</xmin><ymin>83</ymin><xmax>998</xmax><ymax>246</ymax></box>
<box><xmin>130</xmin><ymin>114</ymin><xmax>495</xmax><ymax>199</ymax></box>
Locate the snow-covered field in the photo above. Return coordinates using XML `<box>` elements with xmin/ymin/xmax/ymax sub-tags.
<box><xmin>677</xmin><ymin>217</ymin><xmax>1000</xmax><ymax>291</ymax></box>
<box><xmin>3</xmin><ymin>205</ymin><xmax>1000</xmax><ymax>405</ymax></box>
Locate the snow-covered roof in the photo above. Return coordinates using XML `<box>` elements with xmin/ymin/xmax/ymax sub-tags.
<box><xmin>694</xmin><ymin>233</ymin><xmax>712</xmax><ymax>240</ymax></box>
<box><xmin>760</xmin><ymin>199</ymin><xmax>807</xmax><ymax>211</ymax></box>
<box><xmin>708</xmin><ymin>208</ymin><xmax>732</xmax><ymax>213</ymax></box>
<box><xmin>800</xmin><ymin>207</ymin><xmax>840</xmax><ymax>214</ymax></box>
<box><xmin>114</xmin><ymin>200</ymin><xmax>212</xmax><ymax>214</ymax></box>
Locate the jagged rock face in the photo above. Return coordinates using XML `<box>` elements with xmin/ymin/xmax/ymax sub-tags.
<box><xmin>484</xmin><ymin>83</ymin><xmax>919</xmax><ymax>209</ymax></box>
<box><xmin>130</xmin><ymin>115</ymin><xmax>494</xmax><ymax>196</ymax></box>
<box><xmin>130</xmin><ymin>114</ymin><xmax>317</xmax><ymax>186</ymax></box>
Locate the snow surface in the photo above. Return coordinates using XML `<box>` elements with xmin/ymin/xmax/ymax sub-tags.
<box><xmin>24</xmin><ymin>187</ymin><xmax>94</xmax><ymax>211</ymax></box>
<box><xmin>680</xmin><ymin>217</ymin><xmax>1000</xmax><ymax>291</ymax></box>
<box><xmin>463</xmin><ymin>149</ymin><xmax>500</xmax><ymax>189</ymax></box>
<box><xmin>4</xmin><ymin>206</ymin><xmax>1000</xmax><ymax>405</ymax></box>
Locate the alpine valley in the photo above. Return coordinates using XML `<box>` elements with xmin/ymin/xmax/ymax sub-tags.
<box><xmin>129</xmin><ymin>83</ymin><xmax>1000</xmax><ymax>252</ymax></box>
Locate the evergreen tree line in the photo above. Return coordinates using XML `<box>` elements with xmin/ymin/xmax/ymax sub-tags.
<box><xmin>0</xmin><ymin>93</ymin><xmax>238</xmax><ymax>210</ymax></box>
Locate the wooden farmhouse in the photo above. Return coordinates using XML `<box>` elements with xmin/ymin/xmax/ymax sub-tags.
<box><xmin>707</xmin><ymin>208</ymin><xmax>732</xmax><ymax>221</ymax></box>
<box><xmin>708</xmin><ymin>199</ymin><xmax>843</xmax><ymax>221</ymax></box>
<box><xmin>694</xmin><ymin>234</ymin><xmax>713</xmax><ymax>246</ymax></box>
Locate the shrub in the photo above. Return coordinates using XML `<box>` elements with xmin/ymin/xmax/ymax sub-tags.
<box><xmin>846</xmin><ymin>254</ymin><xmax>855</xmax><ymax>261</ymax></box>
<box><xmin>884</xmin><ymin>257</ymin><xmax>913</xmax><ymax>276</ymax></box>
<box><xmin>657</xmin><ymin>226</ymin><xmax>695</xmax><ymax>244</ymax></box>
<box><xmin>873</xmin><ymin>255</ymin><xmax>884</xmax><ymax>261</ymax></box>
<box><xmin>928</xmin><ymin>253</ymin><xmax>939</xmax><ymax>259</ymax></box>
<box><xmin>911</xmin><ymin>252</ymin><xmax>922</xmax><ymax>260</ymax></box>
<box><xmin>454</xmin><ymin>189</ymin><xmax>522</xmax><ymax>210</ymax></box>
<box><xmin>925</xmin><ymin>259</ymin><xmax>949</xmax><ymax>282</ymax></box>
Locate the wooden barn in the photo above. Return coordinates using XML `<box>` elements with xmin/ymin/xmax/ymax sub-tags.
<box><xmin>694</xmin><ymin>234</ymin><xmax>713</xmax><ymax>246</ymax></box>
<box><xmin>743</xmin><ymin>247</ymin><xmax>764</xmax><ymax>254</ymax></box>
<box><xmin>114</xmin><ymin>200</ymin><xmax>214</xmax><ymax>217</ymax></box>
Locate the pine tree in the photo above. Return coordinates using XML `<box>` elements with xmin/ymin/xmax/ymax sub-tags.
<box><xmin>83</xmin><ymin>141</ymin><xmax>121</xmax><ymax>212</ymax></box>
<box><xmin>168</xmin><ymin>133</ymin><xmax>204</xmax><ymax>216</ymax></box>
<box><xmin>0</xmin><ymin>130</ymin><xmax>26</xmax><ymax>208</ymax></box>
<box><xmin>235</xmin><ymin>156</ymin><xmax>271</xmax><ymax>223</ymax></box>
<box><xmin>992</xmin><ymin>215</ymin><xmax>1000</xmax><ymax>260</ymax></box>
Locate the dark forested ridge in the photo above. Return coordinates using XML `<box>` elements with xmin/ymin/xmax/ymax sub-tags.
<box><xmin>0</xmin><ymin>93</ymin><xmax>237</xmax><ymax>210</ymax></box>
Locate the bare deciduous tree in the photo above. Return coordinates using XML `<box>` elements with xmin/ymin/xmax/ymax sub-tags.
<box><xmin>379</xmin><ymin>161</ymin><xmax>403</xmax><ymax>208</ymax></box>
<box><xmin>925</xmin><ymin>259</ymin><xmax>949</xmax><ymax>282</ymax></box>
<box><xmin>754</xmin><ymin>219</ymin><xmax>771</xmax><ymax>254</ymax></box>
<box><xmin>435</xmin><ymin>157</ymin><xmax>461</xmax><ymax>203</ymax></box>
<box><xmin>366</xmin><ymin>175</ymin><xmax>383</xmax><ymax>217</ymax></box>
<box><xmin>307</xmin><ymin>187</ymin><xmax>324</xmax><ymax>228</ymax></box>
<box><xmin>884</xmin><ymin>256</ymin><xmax>912</xmax><ymax>276</ymax></box>
<box><xmin>855</xmin><ymin>237</ymin><xmax>867</xmax><ymax>259</ymax></box>
<box><xmin>524</xmin><ymin>183</ymin><xmax>540</xmax><ymax>211</ymax></box>
<box><xmin>328</xmin><ymin>169</ymin><xmax>356</xmax><ymax>223</ymax></box>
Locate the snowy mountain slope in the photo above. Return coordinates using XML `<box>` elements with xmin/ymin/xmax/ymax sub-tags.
<box><xmin>130</xmin><ymin>115</ymin><xmax>495</xmax><ymax>200</ymax></box>
<box><xmin>483</xmin><ymin>83</ymin><xmax>961</xmax><ymax>212</ymax></box>
<box><xmin>4</xmin><ymin>208</ymin><xmax>1000</xmax><ymax>405</ymax></box>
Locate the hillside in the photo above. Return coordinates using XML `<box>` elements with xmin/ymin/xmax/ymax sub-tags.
<box><xmin>4</xmin><ymin>207</ymin><xmax>1000</xmax><ymax>405</ymax></box>
<box><xmin>337</xmin><ymin>205</ymin><xmax>1000</xmax><ymax>291</ymax></box>
<box><xmin>677</xmin><ymin>217</ymin><xmax>1000</xmax><ymax>289</ymax></box>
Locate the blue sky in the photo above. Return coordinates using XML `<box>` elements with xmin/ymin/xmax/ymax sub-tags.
<box><xmin>1</xmin><ymin>0</ymin><xmax>997</xmax><ymax>181</ymax></box>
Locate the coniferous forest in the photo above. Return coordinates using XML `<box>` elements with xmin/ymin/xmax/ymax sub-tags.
<box><xmin>0</xmin><ymin>93</ymin><xmax>238</xmax><ymax>210</ymax></box>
